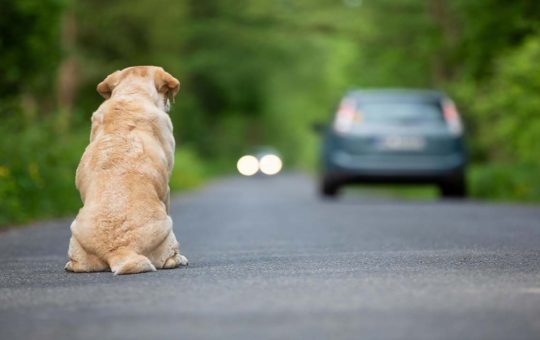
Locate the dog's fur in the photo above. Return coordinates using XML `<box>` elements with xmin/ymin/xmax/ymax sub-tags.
<box><xmin>65</xmin><ymin>66</ymin><xmax>188</xmax><ymax>275</ymax></box>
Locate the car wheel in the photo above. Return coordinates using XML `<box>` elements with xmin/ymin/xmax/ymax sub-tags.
<box><xmin>320</xmin><ymin>175</ymin><xmax>340</xmax><ymax>198</ymax></box>
<box><xmin>439</xmin><ymin>172</ymin><xmax>467</xmax><ymax>198</ymax></box>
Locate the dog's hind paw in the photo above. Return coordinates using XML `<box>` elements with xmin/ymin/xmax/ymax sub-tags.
<box><xmin>178</xmin><ymin>254</ymin><xmax>189</xmax><ymax>266</ymax></box>
<box><xmin>163</xmin><ymin>254</ymin><xmax>189</xmax><ymax>269</ymax></box>
<box><xmin>64</xmin><ymin>261</ymin><xmax>74</xmax><ymax>272</ymax></box>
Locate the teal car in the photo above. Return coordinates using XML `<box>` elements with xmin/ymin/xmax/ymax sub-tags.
<box><xmin>318</xmin><ymin>89</ymin><xmax>467</xmax><ymax>198</ymax></box>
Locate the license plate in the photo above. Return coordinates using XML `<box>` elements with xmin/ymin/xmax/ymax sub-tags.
<box><xmin>378</xmin><ymin>136</ymin><xmax>426</xmax><ymax>151</ymax></box>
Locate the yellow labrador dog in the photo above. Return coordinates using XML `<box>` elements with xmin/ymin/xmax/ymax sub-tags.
<box><xmin>65</xmin><ymin>66</ymin><xmax>188</xmax><ymax>275</ymax></box>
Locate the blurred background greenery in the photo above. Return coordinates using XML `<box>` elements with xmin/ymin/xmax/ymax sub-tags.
<box><xmin>1</xmin><ymin>0</ymin><xmax>539</xmax><ymax>226</ymax></box>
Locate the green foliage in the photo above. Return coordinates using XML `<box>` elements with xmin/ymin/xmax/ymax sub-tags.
<box><xmin>452</xmin><ymin>0</ymin><xmax>540</xmax><ymax>79</ymax></box>
<box><xmin>169</xmin><ymin>148</ymin><xmax>207</xmax><ymax>191</ymax></box>
<box><xmin>0</xmin><ymin>0</ymin><xmax>64</xmax><ymax>100</ymax></box>
<box><xmin>72</xmin><ymin>0</ymin><xmax>366</xmax><ymax>166</ymax></box>
<box><xmin>0</xmin><ymin>117</ymin><xmax>86</xmax><ymax>225</ymax></box>
<box><xmin>469</xmin><ymin>164</ymin><xmax>540</xmax><ymax>202</ymax></box>
<box><xmin>473</xmin><ymin>35</ymin><xmax>540</xmax><ymax>166</ymax></box>
<box><xmin>2</xmin><ymin>0</ymin><xmax>540</xmax><ymax>226</ymax></box>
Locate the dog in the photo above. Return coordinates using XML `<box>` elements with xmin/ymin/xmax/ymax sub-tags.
<box><xmin>65</xmin><ymin>66</ymin><xmax>188</xmax><ymax>275</ymax></box>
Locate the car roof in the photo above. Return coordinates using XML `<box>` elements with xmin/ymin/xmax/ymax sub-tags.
<box><xmin>345</xmin><ymin>89</ymin><xmax>447</xmax><ymax>103</ymax></box>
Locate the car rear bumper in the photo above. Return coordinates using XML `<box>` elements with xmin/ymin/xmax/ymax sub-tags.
<box><xmin>324</xmin><ymin>151</ymin><xmax>466</xmax><ymax>183</ymax></box>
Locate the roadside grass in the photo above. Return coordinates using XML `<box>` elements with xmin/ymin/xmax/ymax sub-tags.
<box><xmin>170</xmin><ymin>149</ymin><xmax>236</xmax><ymax>192</ymax></box>
<box><xmin>469</xmin><ymin>163</ymin><xmax>540</xmax><ymax>202</ymax></box>
<box><xmin>169</xmin><ymin>148</ymin><xmax>208</xmax><ymax>191</ymax></box>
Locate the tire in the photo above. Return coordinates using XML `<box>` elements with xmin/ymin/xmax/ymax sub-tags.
<box><xmin>320</xmin><ymin>175</ymin><xmax>340</xmax><ymax>198</ymax></box>
<box><xmin>439</xmin><ymin>172</ymin><xmax>467</xmax><ymax>198</ymax></box>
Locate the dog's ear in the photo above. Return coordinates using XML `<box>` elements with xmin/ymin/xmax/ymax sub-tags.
<box><xmin>96</xmin><ymin>71</ymin><xmax>121</xmax><ymax>99</ymax></box>
<box><xmin>154</xmin><ymin>68</ymin><xmax>180</xmax><ymax>102</ymax></box>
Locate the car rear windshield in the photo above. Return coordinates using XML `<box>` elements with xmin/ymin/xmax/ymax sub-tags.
<box><xmin>355</xmin><ymin>102</ymin><xmax>445</xmax><ymax>126</ymax></box>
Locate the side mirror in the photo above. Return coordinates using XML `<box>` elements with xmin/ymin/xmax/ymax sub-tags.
<box><xmin>311</xmin><ymin>122</ymin><xmax>326</xmax><ymax>134</ymax></box>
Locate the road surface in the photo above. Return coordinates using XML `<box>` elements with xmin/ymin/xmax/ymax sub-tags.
<box><xmin>1</xmin><ymin>174</ymin><xmax>540</xmax><ymax>340</ymax></box>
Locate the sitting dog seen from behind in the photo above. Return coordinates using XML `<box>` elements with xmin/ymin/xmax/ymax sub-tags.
<box><xmin>65</xmin><ymin>66</ymin><xmax>189</xmax><ymax>275</ymax></box>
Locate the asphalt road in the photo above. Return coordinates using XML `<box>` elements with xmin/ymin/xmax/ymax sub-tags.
<box><xmin>1</xmin><ymin>173</ymin><xmax>540</xmax><ymax>340</ymax></box>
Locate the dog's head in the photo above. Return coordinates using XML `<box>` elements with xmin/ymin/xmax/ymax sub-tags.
<box><xmin>97</xmin><ymin>66</ymin><xmax>180</xmax><ymax>112</ymax></box>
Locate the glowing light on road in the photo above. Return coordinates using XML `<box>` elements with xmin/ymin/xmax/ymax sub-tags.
<box><xmin>237</xmin><ymin>155</ymin><xmax>259</xmax><ymax>176</ymax></box>
<box><xmin>259</xmin><ymin>154</ymin><xmax>283</xmax><ymax>175</ymax></box>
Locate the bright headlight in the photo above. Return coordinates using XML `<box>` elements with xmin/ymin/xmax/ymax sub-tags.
<box><xmin>237</xmin><ymin>155</ymin><xmax>259</xmax><ymax>176</ymax></box>
<box><xmin>259</xmin><ymin>154</ymin><xmax>282</xmax><ymax>175</ymax></box>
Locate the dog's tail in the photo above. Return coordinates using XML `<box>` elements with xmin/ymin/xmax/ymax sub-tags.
<box><xmin>108</xmin><ymin>249</ymin><xmax>156</xmax><ymax>275</ymax></box>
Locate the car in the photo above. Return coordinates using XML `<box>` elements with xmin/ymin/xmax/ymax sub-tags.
<box><xmin>315</xmin><ymin>89</ymin><xmax>467</xmax><ymax>198</ymax></box>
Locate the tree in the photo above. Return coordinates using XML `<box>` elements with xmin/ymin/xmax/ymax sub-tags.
<box><xmin>0</xmin><ymin>0</ymin><xmax>64</xmax><ymax>118</ymax></box>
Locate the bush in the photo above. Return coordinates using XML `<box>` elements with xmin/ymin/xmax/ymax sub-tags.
<box><xmin>0</xmin><ymin>116</ymin><xmax>87</xmax><ymax>225</ymax></box>
<box><xmin>469</xmin><ymin>163</ymin><xmax>540</xmax><ymax>202</ymax></box>
<box><xmin>449</xmin><ymin>34</ymin><xmax>540</xmax><ymax>202</ymax></box>
<box><xmin>169</xmin><ymin>147</ymin><xmax>208</xmax><ymax>191</ymax></box>
<box><xmin>473</xmin><ymin>34</ymin><xmax>540</xmax><ymax>166</ymax></box>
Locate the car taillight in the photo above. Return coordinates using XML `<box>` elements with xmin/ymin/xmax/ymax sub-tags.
<box><xmin>443</xmin><ymin>100</ymin><xmax>463</xmax><ymax>135</ymax></box>
<box><xmin>334</xmin><ymin>99</ymin><xmax>358</xmax><ymax>133</ymax></box>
